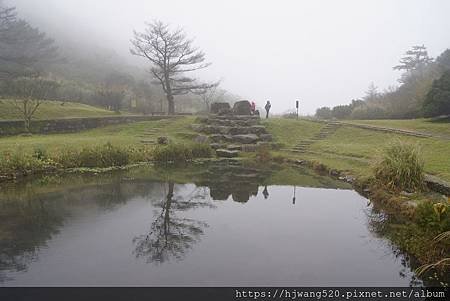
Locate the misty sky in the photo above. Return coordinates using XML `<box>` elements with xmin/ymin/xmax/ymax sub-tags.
<box><xmin>9</xmin><ymin>0</ymin><xmax>450</xmax><ymax>114</ymax></box>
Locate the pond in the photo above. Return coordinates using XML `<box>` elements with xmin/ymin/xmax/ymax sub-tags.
<box><xmin>0</xmin><ymin>163</ymin><xmax>432</xmax><ymax>286</ymax></box>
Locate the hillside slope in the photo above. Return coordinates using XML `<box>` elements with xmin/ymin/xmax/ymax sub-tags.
<box><xmin>0</xmin><ymin>100</ymin><xmax>119</xmax><ymax>120</ymax></box>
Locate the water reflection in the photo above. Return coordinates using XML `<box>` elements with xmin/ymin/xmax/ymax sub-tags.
<box><xmin>0</xmin><ymin>164</ymin><xmax>444</xmax><ymax>286</ymax></box>
<box><xmin>133</xmin><ymin>182</ymin><xmax>213</xmax><ymax>263</ymax></box>
<box><xmin>0</xmin><ymin>195</ymin><xmax>65</xmax><ymax>282</ymax></box>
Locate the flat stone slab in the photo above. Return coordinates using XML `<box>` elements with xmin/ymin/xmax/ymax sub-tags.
<box><xmin>227</xmin><ymin>144</ymin><xmax>242</xmax><ymax>151</ymax></box>
<box><xmin>228</xmin><ymin>125</ymin><xmax>267</xmax><ymax>135</ymax></box>
<box><xmin>230</xmin><ymin>134</ymin><xmax>259</xmax><ymax>144</ymax></box>
<box><xmin>216</xmin><ymin>149</ymin><xmax>239</xmax><ymax>158</ymax></box>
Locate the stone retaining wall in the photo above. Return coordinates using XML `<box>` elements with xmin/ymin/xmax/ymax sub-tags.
<box><xmin>0</xmin><ymin>115</ymin><xmax>177</xmax><ymax>136</ymax></box>
<box><xmin>425</xmin><ymin>175</ymin><xmax>450</xmax><ymax>196</ymax></box>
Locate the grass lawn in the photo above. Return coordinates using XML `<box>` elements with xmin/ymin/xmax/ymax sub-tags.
<box><xmin>265</xmin><ymin>118</ymin><xmax>450</xmax><ymax>182</ymax></box>
<box><xmin>346</xmin><ymin>117</ymin><xmax>450</xmax><ymax>138</ymax></box>
<box><xmin>1</xmin><ymin>115</ymin><xmax>449</xmax><ymax>182</ymax></box>
<box><xmin>261</xmin><ymin>118</ymin><xmax>322</xmax><ymax>148</ymax></box>
<box><xmin>0</xmin><ymin>116</ymin><xmax>196</xmax><ymax>154</ymax></box>
<box><xmin>0</xmin><ymin>99</ymin><xmax>121</xmax><ymax>120</ymax></box>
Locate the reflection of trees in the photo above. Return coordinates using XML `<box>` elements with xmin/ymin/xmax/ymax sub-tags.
<box><xmin>0</xmin><ymin>197</ymin><xmax>65</xmax><ymax>282</ymax></box>
<box><xmin>133</xmin><ymin>182</ymin><xmax>213</xmax><ymax>263</ymax></box>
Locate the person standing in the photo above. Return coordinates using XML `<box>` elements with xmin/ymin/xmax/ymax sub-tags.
<box><xmin>251</xmin><ymin>101</ymin><xmax>256</xmax><ymax>115</ymax></box>
<box><xmin>264</xmin><ymin>101</ymin><xmax>271</xmax><ymax>119</ymax></box>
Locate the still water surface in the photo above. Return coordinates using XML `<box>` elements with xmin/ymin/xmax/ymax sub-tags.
<box><xmin>0</xmin><ymin>166</ymin><xmax>422</xmax><ymax>286</ymax></box>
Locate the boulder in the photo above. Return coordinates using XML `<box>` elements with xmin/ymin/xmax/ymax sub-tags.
<box><xmin>218</xmin><ymin>108</ymin><xmax>233</xmax><ymax>116</ymax></box>
<box><xmin>209</xmin><ymin>134</ymin><xmax>225</xmax><ymax>142</ymax></box>
<box><xmin>231</xmin><ymin>134</ymin><xmax>259</xmax><ymax>144</ymax></box>
<box><xmin>227</xmin><ymin>144</ymin><xmax>242</xmax><ymax>151</ymax></box>
<box><xmin>216</xmin><ymin>149</ymin><xmax>239</xmax><ymax>158</ymax></box>
<box><xmin>210</xmin><ymin>102</ymin><xmax>231</xmax><ymax>114</ymax></box>
<box><xmin>209</xmin><ymin>143</ymin><xmax>224</xmax><ymax>150</ymax></box>
<box><xmin>232</xmin><ymin>100</ymin><xmax>252</xmax><ymax>115</ymax></box>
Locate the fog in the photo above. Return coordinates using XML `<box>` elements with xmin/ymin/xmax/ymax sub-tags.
<box><xmin>8</xmin><ymin>0</ymin><xmax>450</xmax><ymax>114</ymax></box>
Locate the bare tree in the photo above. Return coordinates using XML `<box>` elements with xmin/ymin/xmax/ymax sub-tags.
<box><xmin>194</xmin><ymin>84</ymin><xmax>227</xmax><ymax>112</ymax></box>
<box><xmin>130</xmin><ymin>20</ymin><xmax>217</xmax><ymax>114</ymax></box>
<box><xmin>4</xmin><ymin>77</ymin><xmax>59</xmax><ymax>132</ymax></box>
<box><xmin>133</xmin><ymin>182</ymin><xmax>214</xmax><ymax>263</ymax></box>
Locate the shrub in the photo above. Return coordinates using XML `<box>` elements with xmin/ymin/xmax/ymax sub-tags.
<box><xmin>372</xmin><ymin>140</ymin><xmax>425</xmax><ymax>192</ymax></box>
<box><xmin>153</xmin><ymin>144</ymin><xmax>193</xmax><ymax>163</ymax></box>
<box><xmin>416</xmin><ymin>201</ymin><xmax>450</xmax><ymax>233</ymax></box>
<box><xmin>191</xmin><ymin>143</ymin><xmax>213</xmax><ymax>158</ymax></box>
<box><xmin>153</xmin><ymin>143</ymin><xmax>213</xmax><ymax>163</ymax></box>
<box><xmin>0</xmin><ymin>150</ymin><xmax>46</xmax><ymax>175</ymax></box>
<box><xmin>98</xmin><ymin>143</ymin><xmax>129</xmax><ymax>167</ymax></box>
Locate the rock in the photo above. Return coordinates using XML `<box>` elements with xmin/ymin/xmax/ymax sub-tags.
<box><xmin>404</xmin><ymin>201</ymin><xmax>418</xmax><ymax>208</ymax></box>
<box><xmin>157</xmin><ymin>136</ymin><xmax>169</xmax><ymax>145</ymax></box>
<box><xmin>209</xmin><ymin>143</ymin><xmax>224</xmax><ymax>150</ymax></box>
<box><xmin>329</xmin><ymin>169</ymin><xmax>340</xmax><ymax>177</ymax></box>
<box><xmin>344</xmin><ymin>176</ymin><xmax>355</xmax><ymax>184</ymax></box>
<box><xmin>250</xmin><ymin>125</ymin><xmax>267</xmax><ymax>134</ymax></box>
<box><xmin>295</xmin><ymin>159</ymin><xmax>307</xmax><ymax>165</ymax></box>
<box><xmin>227</xmin><ymin>144</ymin><xmax>242</xmax><ymax>151</ymax></box>
<box><xmin>201</xmin><ymin>125</ymin><xmax>230</xmax><ymax>135</ymax></box>
<box><xmin>216</xmin><ymin>149</ymin><xmax>239</xmax><ymax>158</ymax></box>
<box><xmin>228</xmin><ymin>127</ymin><xmax>246</xmax><ymax>135</ymax></box>
<box><xmin>218</xmin><ymin>108</ymin><xmax>233</xmax><ymax>115</ymax></box>
<box><xmin>400</xmin><ymin>191</ymin><xmax>414</xmax><ymax>197</ymax></box>
<box><xmin>209</xmin><ymin>134</ymin><xmax>225</xmax><ymax>142</ymax></box>
<box><xmin>231</xmin><ymin>134</ymin><xmax>259</xmax><ymax>144</ymax></box>
<box><xmin>228</xmin><ymin>125</ymin><xmax>267</xmax><ymax>135</ymax></box>
<box><xmin>210</xmin><ymin>102</ymin><xmax>231</xmax><ymax>114</ymax></box>
<box><xmin>194</xmin><ymin>135</ymin><xmax>209</xmax><ymax>144</ymax></box>
<box><xmin>232</xmin><ymin>100</ymin><xmax>252</xmax><ymax>115</ymax></box>
<box><xmin>259</xmin><ymin>134</ymin><xmax>273</xmax><ymax>141</ymax></box>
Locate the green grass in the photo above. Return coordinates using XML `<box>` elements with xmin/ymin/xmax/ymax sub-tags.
<box><xmin>264</xmin><ymin>118</ymin><xmax>450</xmax><ymax>182</ymax></box>
<box><xmin>346</xmin><ymin>118</ymin><xmax>450</xmax><ymax>138</ymax></box>
<box><xmin>261</xmin><ymin>118</ymin><xmax>322</xmax><ymax>148</ymax></box>
<box><xmin>0</xmin><ymin>99</ymin><xmax>120</xmax><ymax>120</ymax></box>
<box><xmin>0</xmin><ymin>116</ymin><xmax>196</xmax><ymax>154</ymax></box>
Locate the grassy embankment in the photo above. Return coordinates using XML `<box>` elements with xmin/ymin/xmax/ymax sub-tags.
<box><xmin>0</xmin><ymin>99</ymin><xmax>121</xmax><ymax>120</ymax></box>
<box><xmin>263</xmin><ymin>118</ymin><xmax>450</xmax><ymax>182</ymax></box>
<box><xmin>0</xmin><ymin>116</ymin><xmax>205</xmax><ymax>179</ymax></box>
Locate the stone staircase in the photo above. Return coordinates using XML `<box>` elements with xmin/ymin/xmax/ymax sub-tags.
<box><xmin>192</xmin><ymin>115</ymin><xmax>274</xmax><ymax>157</ymax></box>
<box><xmin>136</xmin><ymin>120</ymin><xmax>173</xmax><ymax>145</ymax></box>
<box><xmin>289</xmin><ymin>122</ymin><xmax>341</xmax><ymax>153</ymax></box>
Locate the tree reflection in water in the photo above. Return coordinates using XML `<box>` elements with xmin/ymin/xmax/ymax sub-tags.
<box><xmin>133</xmin><ymin>182</ymin><xmax>214</xmax><ymax>264</ymax></box>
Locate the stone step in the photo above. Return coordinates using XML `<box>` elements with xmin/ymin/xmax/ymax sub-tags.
<box><xmin>197</xmin><ymin>125</ymin><xmax>267</xmax><ymax>135</ymax></box>
<box><xmin>216</xmin><ymin>149</ymin><xmax>239</xmax><ymax>158</ymax></box>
